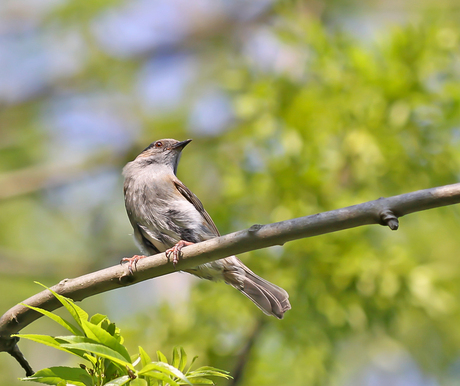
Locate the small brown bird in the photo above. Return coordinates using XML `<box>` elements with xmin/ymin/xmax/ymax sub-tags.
<box><xmin>122</xmin><ymin>139</ymin><xmax>291</xmax><ymax>319</ymax></box>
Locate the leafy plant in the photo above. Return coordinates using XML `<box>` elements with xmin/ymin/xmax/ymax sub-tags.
<box><xmin>15</xmin><ymin>283</ymin><xmax>232</xmax><ymax>386</ymax></box>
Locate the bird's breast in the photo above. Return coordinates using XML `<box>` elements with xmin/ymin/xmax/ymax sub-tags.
<box><xmin>124</xmin><ymin>175</ymin><xmax>212</xmax><ymax>246</ymax></box>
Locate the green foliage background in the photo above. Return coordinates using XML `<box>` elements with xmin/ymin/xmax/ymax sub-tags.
<box><xmin>2</xmin><ymin>1</ymin><xmax>460</xmax><ymax>385</ymax></box>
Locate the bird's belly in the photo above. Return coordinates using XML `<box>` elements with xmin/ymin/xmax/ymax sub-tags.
<box><xmin>136</xmin><ymin>200</ymin><xmax>213</xmax><ymax>250</ymax></box>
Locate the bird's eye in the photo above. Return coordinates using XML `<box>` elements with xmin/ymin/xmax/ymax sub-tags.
<box><xmin>154</xmin><ymin>141</ymin><xmax>163</xmax><ymax>148</ymax></box>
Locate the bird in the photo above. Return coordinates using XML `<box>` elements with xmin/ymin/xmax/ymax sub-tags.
<box><xmin>122</xmin><ymin>138</ymin><xmax>291</xmax><ymax>319</ymax></box>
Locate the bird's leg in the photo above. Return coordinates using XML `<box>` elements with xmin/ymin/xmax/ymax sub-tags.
<box><xmin>166</xmin><ymin>240</ymin><xmax>194</xmax><ymax>266</ymax></box>
<box><xmin>120</xmin><ymin>255</ymin><xmax>147</xmax><ymax>274</ymax></box>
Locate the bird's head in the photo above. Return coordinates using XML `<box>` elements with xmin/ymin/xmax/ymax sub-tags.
<box><xmin>135</xmin><ymin>138</ymin><xmax>192</xmax><ymax>174</ymax></box>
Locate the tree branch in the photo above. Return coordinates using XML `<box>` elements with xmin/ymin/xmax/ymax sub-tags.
<box><xmin>1</xmin><ymin>182</ymin><xmax>460</xmax><ymax>373</ymax></box>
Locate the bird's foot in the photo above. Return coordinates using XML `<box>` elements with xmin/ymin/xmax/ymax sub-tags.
<box><xmin>166</xmin><ymin>240</ymin><xmax>194</xmax><ymax>267</ymax></box>
<box><xmin>120</xmin><ymin>255</ymin><xmax>146</xmax><ymax>274</ymax></box>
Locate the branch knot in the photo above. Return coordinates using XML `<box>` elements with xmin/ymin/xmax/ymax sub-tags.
<box><xmin>248</xmin><ymin>224</ymin><xmax>263</xmax><ymax>233</ymax></box>
<box><xmin>380</xmin><ymin>209</ymin><xmax>399</xmax><ymax>230</ymax></box>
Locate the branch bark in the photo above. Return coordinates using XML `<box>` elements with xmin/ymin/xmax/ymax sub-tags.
<box><xmin>1</xmin><ymin>182</ymin><xmax>460</xmax><ymax>372</ymax></box>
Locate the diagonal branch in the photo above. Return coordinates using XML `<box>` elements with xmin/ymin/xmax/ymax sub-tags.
<box><xmin>1</xmin><ymin>182</ymin><xmax>460</xmax><ymax>373</ymax></box>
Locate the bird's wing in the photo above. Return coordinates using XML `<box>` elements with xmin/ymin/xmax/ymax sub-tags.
<box><xmin>130</xmin><ymin>222</ymin><xmax>163</xmax><ymax>255</ymax></box>
<box><xmin>174</xmin><ymin>180</ymin><xmax>221</xmax><ymax>237</ymax></box>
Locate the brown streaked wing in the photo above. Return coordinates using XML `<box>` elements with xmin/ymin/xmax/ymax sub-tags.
<box><xmin>173</xmin><ymin>180</ymin><xmax>220</xmax><ymax>237</ymax></box>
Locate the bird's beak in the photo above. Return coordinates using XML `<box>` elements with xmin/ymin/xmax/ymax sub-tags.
<box><xmin>171</xmin><ymin>139</ymin><xmax>192</xmax><ymax>150</ymax></box>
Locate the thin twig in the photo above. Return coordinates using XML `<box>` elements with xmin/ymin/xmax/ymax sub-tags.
<box><xmin>9</xmin><ymin>343</ymin><xmax>34</xmax><ymax>377</ymax></box>
<box><xmin>229</xmin><ymin>319</ymin><xmax>265</xmax><ymax>386</ymax></box>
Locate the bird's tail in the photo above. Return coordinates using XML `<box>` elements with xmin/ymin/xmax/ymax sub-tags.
<box><xmin>223</xmin><ymin>259</ymin><xmax>291</xmax><ymax>319</ymax></box>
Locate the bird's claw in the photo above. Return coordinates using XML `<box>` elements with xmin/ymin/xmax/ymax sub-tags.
<box><xmin>120</xmin><ymin>255</ymin><xmax>146</xmax><ymax>274</ymax></box>
<box><xmin>165</xmin><ymin>240</ymin><xmax>194</xmax><ymax>267</ymax></box>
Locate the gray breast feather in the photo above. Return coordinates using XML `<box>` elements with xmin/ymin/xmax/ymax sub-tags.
<box><xmin>127</xmin><ymin>189</ymin><xmax>214</xmax><ymax>250</ymax></box>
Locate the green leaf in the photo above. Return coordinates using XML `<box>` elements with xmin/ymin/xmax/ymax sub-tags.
<box><xmin>80</xmin><ymin>319</ymin><xmax>131</xmax><ymax>362</ymax></box>
<box><xmin>21</xmin><ymin>366</ymin><xmax>92</xmax><ymax>386</ymax></box>
<box><xmin>14</xmin><ymin>334</ymin><xmax>86</xmax><ymax>359</ymax></box>
<box><xmin>55</xmin><ymin>333</ymin><xmax>125</xmax><ymax>369</ymax></box>
<box><xmin>60</xmin><ymin>342</ymin><xmax>133</xmax><ymax>369</ymax></box>
<box><xmin>178</xmin><ymin>347</ymin><xmax>187</xmax><ymax>373</ymax></box>
<box><xmin>156</xmin><ymin>350</ymin><xmax>168</xmax><ymax>363</ymax></box>
<box><xmin>89</xmin><ymin>314</ymin><xmax>121</xmax><ymax>342</ymax></box>
<box><xmin>14</xmin><ymin>334</ymin><xmax>62</xmax><ymax>348</ymax></box>
<box><xmin>185</xmin><ymin>356</ymin><xmax>198</xmax><ymax>375</ymax></box>
<box><xmin>139</xmin><ymin>362</ymin><xmax>191</xmax><ymax>385</ymax></box>
<box><xmin>83</xmin><ymin>353</ymin><xmax>97</xmax><ymax>366</ymax></box>
<box><xmin>187</xmin><ymin>366</ymin><xmax>231</xmax><ymax>380</ymax></box>
<box><xmin>104</xmin><ymin>359</ymin><xmax>124</xmax><ymax>381</ymax></box>
<box><xmin>172</xmin><ymin>347</ymin><xmax>180</xmax><ymax>369</ymax></box>
<box><xmin>103</xmin><ymin>375</ymin><xmax>131</xmax><ymax>385</ymax></box>
<box><xmin>190</xmin><ymin>366</ymin><xmax>231</xmax><ymax>374</ymax></box>
<box><xmin>55</xmin><ymin>335</ymin><xmax>97</xmax><ymax>344</ymax></box>
<box><xmin>141</xmin><ymin>371</ymin><xmax>180</xmax><ymax>386</ymax></box>
<box><xmin>187</xmin><ymin>372</ymin><xmax>231</xmax><ymax>379</ymax></box>
<box><xmin>34</xmin><ymin>282</ymin><xmax>89</xmax><ymax>328</ymax></box>
<box><xmin>89</xmin><ymin>313</ymin><xmax>107</xmax><ymax>325</ymax></box>
<box><xmin>139</xmin><ymin>346</ymin><xmax>152</xmax><ymax>368</ymax></box>
<box><xmin>179</xmin><ymin>377</ymin><xmax>214</xmax><ymax>385</ymax></box>
<box><xmin>106</xmin><ymin>322</ymin><xmax>118</xmax><ymax>339</ymax></box>
<box><xmin>127</xmin><ymin>379</ymin><xmax>148</xmax><ymax>386</ymax></box>
<box><xmin>55</xmin><ymin>333</ymin><xmax>127</xmax><ymax>370</ymax></box>
<box><xmin>19</xmin><ymin>303</ymin><xmax>82</xmax><ymax>336</ymax></box>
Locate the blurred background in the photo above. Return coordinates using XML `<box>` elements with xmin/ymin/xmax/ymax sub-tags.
<box><xmin>2</xmin><ymin>0</ymin><xmax>460</xmax><ymax>385</ymax></box>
